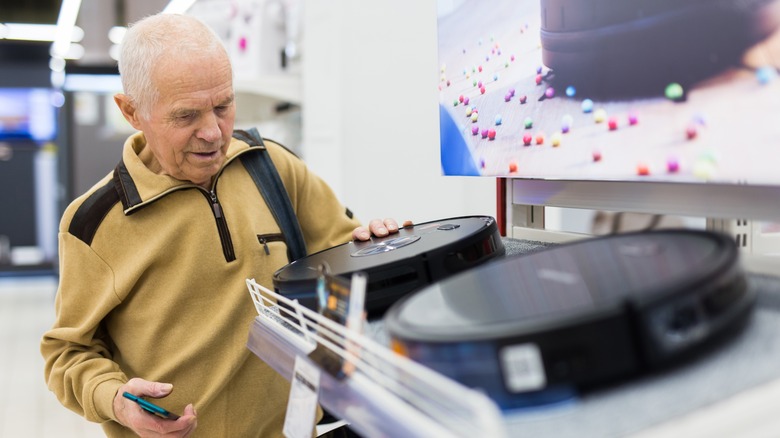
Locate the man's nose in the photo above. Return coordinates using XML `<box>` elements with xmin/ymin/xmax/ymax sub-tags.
<box><xmin>197</xmin><ymin>112</ymin><xmax>221</xmax><ymax>143</ymax></box>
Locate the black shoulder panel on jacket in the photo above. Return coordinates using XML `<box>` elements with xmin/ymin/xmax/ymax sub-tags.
<box><xmin>68</xmin><ymin>181</ymin><xmax>121</xmax><ymax>246</ymax></box>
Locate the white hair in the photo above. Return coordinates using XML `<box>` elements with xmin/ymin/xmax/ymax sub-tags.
<box><xmin>117</xmin><ymin>14</ymin><xmax>229</xmax><ymax>119</ymax></box>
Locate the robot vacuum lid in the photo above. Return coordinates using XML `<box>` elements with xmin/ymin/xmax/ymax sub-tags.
<box><xmin>385</xmin><ymin>230</ymin><xmax>739</xmax><ymax>342</ymax></box>
<box><xmin>273</xmin><ymin>216</ymin><xmax>500</xmax><ymax>284</ymax></box>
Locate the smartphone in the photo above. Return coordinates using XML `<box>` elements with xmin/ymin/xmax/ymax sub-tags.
<box><xmin>122</xmin><ymin>392</ymin><xmax>181</xmax><ymax>420</ymax></box>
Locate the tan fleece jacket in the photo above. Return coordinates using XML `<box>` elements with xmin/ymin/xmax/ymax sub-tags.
<box><xmin>41</xmin><ymin>132</ymin><xmax>360</xmax><ymax>437</ymax></box>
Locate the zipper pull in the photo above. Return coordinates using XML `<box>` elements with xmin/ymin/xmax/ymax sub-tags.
<box><xmin>259</xmin><ymin>237</ymin><xmax>270</xmax><ymax>255</ymax></box>
<box><xmin>210</xmin><ymin>191</ymin><xmax>222</xmax><ymax>218</ymax></box>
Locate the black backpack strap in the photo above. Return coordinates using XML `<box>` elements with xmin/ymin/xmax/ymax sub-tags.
<box><xmin>235</xmin><ymin>128</ymin><xmax>307</xmax><ymax>262</ymax></box>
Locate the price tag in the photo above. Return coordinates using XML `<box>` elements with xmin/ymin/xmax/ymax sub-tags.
<box><xmin>283</xmin><ymin>356</ymin><xmax>321</xmax><ymax>438</ymax></box>
<box><xmin>500</xmin><ymin>343</ymin><xmax>547</xmax><ymax>392</ymax></box>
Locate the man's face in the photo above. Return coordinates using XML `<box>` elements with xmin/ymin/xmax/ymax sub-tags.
<box><xmin>135</xmin><ymin>53</ymin><xmax>235</xmax><ymax>188</ymax></box>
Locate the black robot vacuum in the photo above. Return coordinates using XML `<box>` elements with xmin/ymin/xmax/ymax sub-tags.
<box><xmin>384</xmin><ymin>229</ymin><xmax>755</xmax><ymax>410</ymax></box>
<box><xmin>273</xmin><ymin>216</ymin><xmax>505</xmax><ymax>316</ymax></box>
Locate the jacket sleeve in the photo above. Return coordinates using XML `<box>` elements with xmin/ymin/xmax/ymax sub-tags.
<box><xmin>40</xmin><ymin>231</ymin><xmax>128</xmax><ymax>424</ymax></box>
<box><xmin>264</xmin><ymin>142</ymin><xmax>362</xmax><ymax>253</ymax></box>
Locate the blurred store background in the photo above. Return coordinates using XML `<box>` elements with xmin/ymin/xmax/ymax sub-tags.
<box><xmin>0</xmin><ymin>0</ymin><xmax>496</xmax><ymax>277</ymax></box>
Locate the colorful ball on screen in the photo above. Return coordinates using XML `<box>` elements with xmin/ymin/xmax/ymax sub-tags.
<box><xmin>667</xmin><ymin>157</ymin><xmax>680</xmax><ymax>173</ymax></box>
<box><xmin>551</xmin><ymin>132</ymin><xmax>562</xmax><ymax>147</ymax></box>
<box><xmin>686</xmin><ymin>124</ymin><xmax>698</xmax><ymax>140</ymax></box>
<box><xmin>594</xmin><ymin>108</ymin><xmax>607</xmax><ymax>123</ymax></box>
<box><xmin>757</xmin><ymin>66</ymin><xmax>777</xmax><ymax>84</ymax></box>
<box><xmin>581</xmin><ymin>98</ymin><xmax>594</xmax><ymax>113</ymax></box>
<box><xmin>665</xmin><ymin>82</ymin><xmax>684</xmax><ymax>101</ymax></box>
<box><xmin>561</xmin><ymin>114</ymin><xmax>573</xmax><ymax>132</ymax></box>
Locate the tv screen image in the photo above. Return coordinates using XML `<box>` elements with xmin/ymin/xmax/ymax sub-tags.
<box><xmin>438</xmin><ymin>0</ymin><xmax>780</xmax><ymax>186</ymax></box>
<box><xmin>0</xmin><ymin>88</ymin><xmax>57</xmax><ymax>142</ymax></box>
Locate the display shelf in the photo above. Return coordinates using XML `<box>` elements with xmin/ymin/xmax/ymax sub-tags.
<box><xmin>245</xmin><ymin>278</ymin><xmax>507</xmax><ymax>438</ymax></box>
<box><xmin>246</xmin><ymin>258</ymin><xmax>780</xmax><ymax>437</ymax></box>
<box><xmin>234</xmin><ymin>75</ymin><xmax>301</xmax><ymax>105</ymax></box>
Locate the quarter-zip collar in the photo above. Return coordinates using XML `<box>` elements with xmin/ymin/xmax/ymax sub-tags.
<box><xmin>112</xmin><ymin>131</ymin><xmax>264</xmax><ymax>215</ymax></box>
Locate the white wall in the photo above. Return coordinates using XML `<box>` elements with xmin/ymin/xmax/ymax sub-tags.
<box><xmin>301</xmin><ymin>0</ymin><xmax>496</xmax><ymax>225</ymax></box>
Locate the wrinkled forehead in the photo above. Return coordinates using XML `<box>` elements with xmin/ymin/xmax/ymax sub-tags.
<box><xmin>149</xmin><ymin>54</ymin><xmax>234</xmax><ymax>114</ymax></box>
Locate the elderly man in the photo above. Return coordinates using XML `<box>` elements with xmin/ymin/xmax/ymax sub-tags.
<box><xmin>42</xmin><ymin>13</ymin><xmax>401</xmax><ymax>437</ymax></box>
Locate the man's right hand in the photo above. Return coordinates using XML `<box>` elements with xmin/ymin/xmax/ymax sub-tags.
<box><xmin>114</xmin><ymin>378</ymin><xmax>197</xmax><ymax>437</ymax></box>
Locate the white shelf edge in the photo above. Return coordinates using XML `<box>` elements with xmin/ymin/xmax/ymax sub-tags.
<box><xmin>244</xmin><ymin>278</ymin><xmax>508</xmax><ymax>438</ymax></box>
<box><xmin>234</xmin><ymin>75</ymin><xmax>302</xmax><ymax>104</ymax></box>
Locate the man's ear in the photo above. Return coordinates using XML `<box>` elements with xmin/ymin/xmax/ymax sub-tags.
<box><xmin>114</xmin><ymin>93</ymin><xmax>143</xmax><ymax>130</ymax></box>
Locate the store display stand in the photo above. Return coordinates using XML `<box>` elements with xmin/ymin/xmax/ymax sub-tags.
<box><xmin>245</xmin><ymin>278</ymin><xmax>507</xmax><ymax>438</ymax></box>
<box><xmin>247</xmin><ymin>239</ymin><xmax>780</xmax><ymax>437</ymax></box>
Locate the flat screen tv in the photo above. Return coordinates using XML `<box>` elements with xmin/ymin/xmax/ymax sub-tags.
<box><xmin>438</xmin><ymin>0</ymin><xmax>780</xmax><ymax>221</ymax></box>
<box><xmin>0</xmin><ymin>88</ymin><xmax>57</xmax><ymax>142</ymax></box>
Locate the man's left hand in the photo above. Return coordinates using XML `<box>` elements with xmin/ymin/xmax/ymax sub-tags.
<box><xmin>353</xmin><ymin>218</ymin><xmax>413</xmax><ymax>241</ymax></box>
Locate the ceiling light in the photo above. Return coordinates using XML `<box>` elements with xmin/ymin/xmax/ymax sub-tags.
<box><xmin>70</xmin><ymin>26</ymin><xmax>84</xmax><ymax>43</ymax></box>
<box><xmin>49</xmin><ymin>57</ymin><xmax>66</xmax><ymax>72</ymax></box>
<box><xmin>108</xmin><ymin>26</ymin><xmax>127</xmax><ymax>45</ymax></box>
<box><xmin>63</xmin><ymin>43</ymin><xmax>85</xmax><ymax>60</ymax></box>
<box><xmin>63</xmin><ymin>74</ymin><xmax>123</xmax><ymax>93</ymax></box>
<box><xmin>52</xmin><ymin>0</ymin><xmax>82</xmax><ymax>58</ymax></box>
<box><xmin>163</xmin><ymin>0</ymin><xmax>198</xmax><ymax>14</ymax></box>
<box><xmin>4</xmin><ymin>23</ymin><xmax>56</xmax><ymax>41</ymax></box>
<box><xmin>51</xmin><ymin>70</ymin><xmax>66</xmax><ymax>89</ymax></box>
<box><xmin>1</xmin><ymin>23</ymin><xmax>84</xmax><ymax>42</ymax></box>
<box><xmin>109</xmin><ymin>44</ymin><xmax>121</xmax><ymax>61</ymax></box>
<box><xmin>48</xmin><ymin>42</ymin><xmax>85</xmax><ymax>60</ymax></box>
